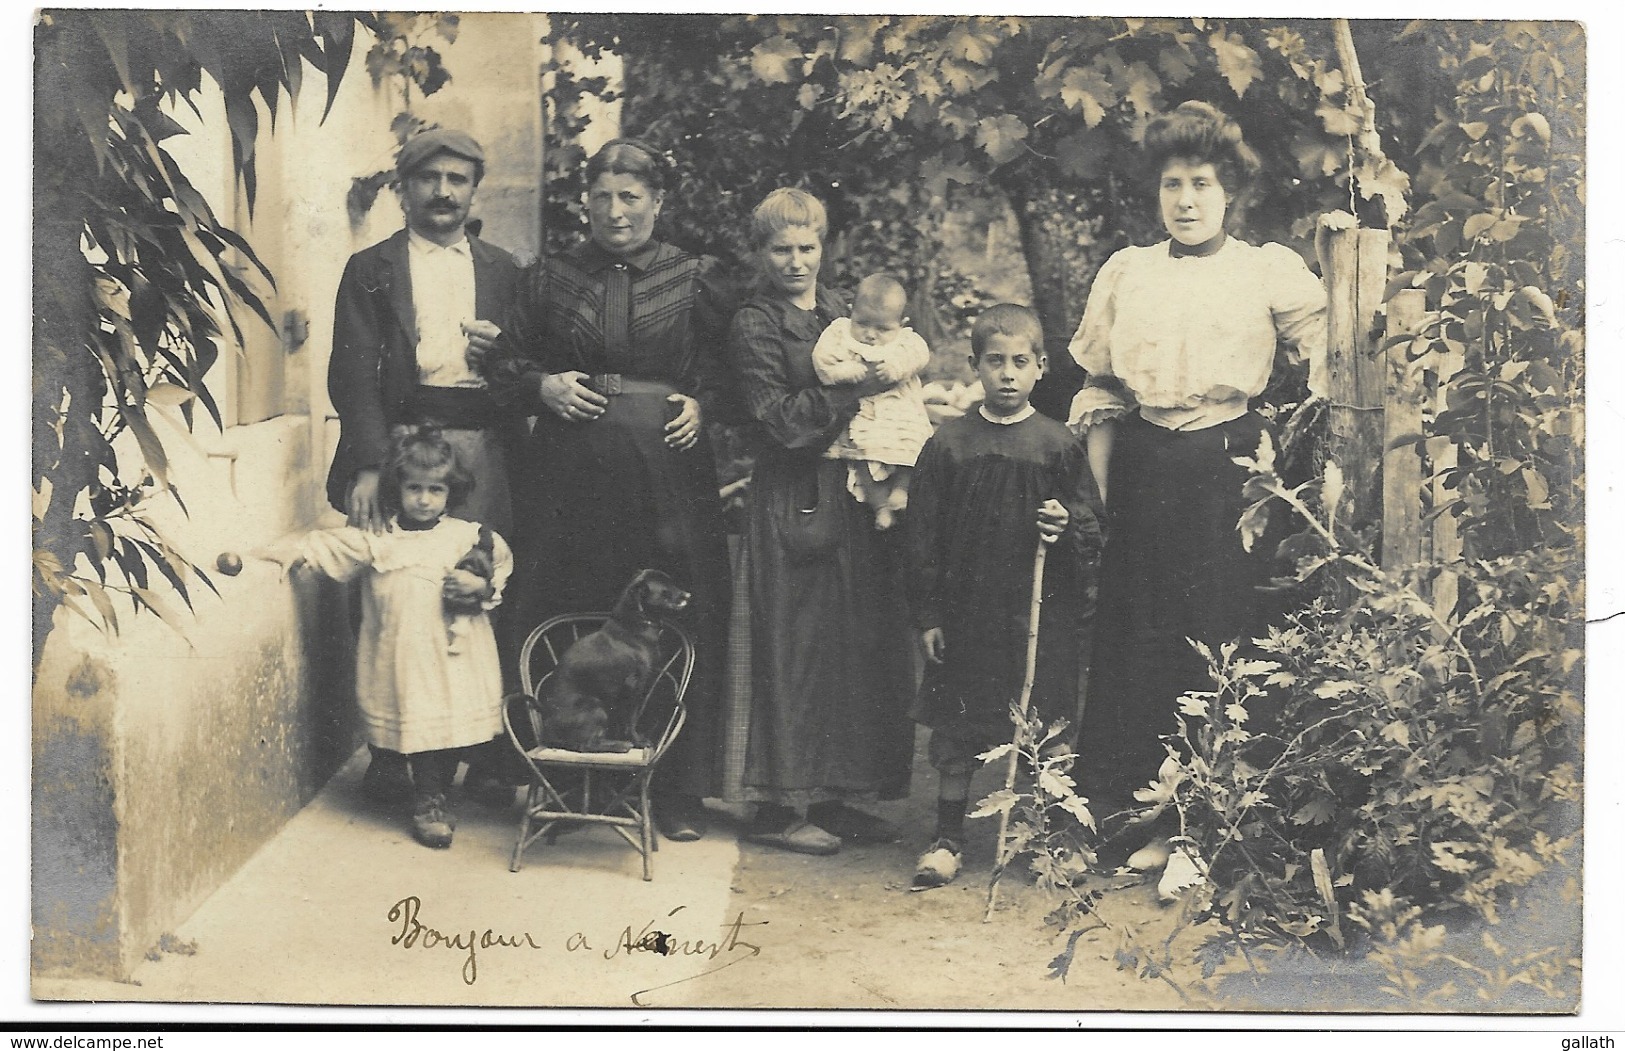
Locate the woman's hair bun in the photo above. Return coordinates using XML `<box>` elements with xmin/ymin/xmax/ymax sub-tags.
<box><xmin>1144</xmin><ymin>101</ymin><xmax>1260</xmax><ymax>195</ymax></box>
<box><xmin>587</xmin><ymin>136</ymin><xmax>677</xmax><ymax>194</ymax></box>
<box><xmin>1172</xmin><ymin>100</ymin><xmax>1226</xmax><ymax>124</ymax></box>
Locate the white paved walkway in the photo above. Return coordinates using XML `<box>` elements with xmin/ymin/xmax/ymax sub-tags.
<box><xmin>34</xmin><ymin>749</ymin><xmax>746</xmax><ymax>1009</ymax></box>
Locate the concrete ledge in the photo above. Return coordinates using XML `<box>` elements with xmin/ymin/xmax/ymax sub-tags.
<box><xmin>32</xmin><ymin>562</ymin><xmax>360</xmax><ymax>979</ymax></box>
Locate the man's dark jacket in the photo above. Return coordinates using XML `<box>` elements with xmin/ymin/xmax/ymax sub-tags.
<box><xmin>325</xmin><ymin>228</ymin><xmax>525</xmax><ymax>512</ymax></box>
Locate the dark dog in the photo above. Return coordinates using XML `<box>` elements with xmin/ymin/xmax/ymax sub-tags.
<box><xmin>537</xmin><ymin>569</ymin><xmax>691</xmax><ymax>752</ymax></box>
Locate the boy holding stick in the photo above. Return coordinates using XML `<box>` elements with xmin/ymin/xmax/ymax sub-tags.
<box><xmin>907</xmin><ymin>304</ymin><xmax>1105</xmax><ymax>889</ymax></box>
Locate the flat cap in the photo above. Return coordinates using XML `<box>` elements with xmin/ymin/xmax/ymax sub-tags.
<box><xmin>396</xmin><ymin>128</ymin><xmax>485</xmax><ymax>177</ymax></box>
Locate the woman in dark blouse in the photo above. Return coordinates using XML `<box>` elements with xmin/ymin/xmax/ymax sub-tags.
<box><xmin>725</xmin><ymin>188</ymin><xmax>916</xmax><ymax>855</ymax></box>
<box><xmin>486</xmin><ymin>139</ymin><xmax>733</xmax><ymax>841</ymax></box>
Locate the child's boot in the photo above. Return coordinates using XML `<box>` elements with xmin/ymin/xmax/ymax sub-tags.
<box><xmin>411</xmin><ymin>791</ymin><xmax>455</xmax><ymax>849</ymax></box>
<box><xmin>912</xmin><ymin>794</ymin><xmax>967</xmax><ymax>890</ymax></box>
<box><xmin>911</xmin><ymin>838</ymin><xmax>963</xmax><ymax>891</ymax></box>
<box><xmin>409</xmin><ymin>750</ymin><xmax>458</xmax><ymax>849</ymax></box>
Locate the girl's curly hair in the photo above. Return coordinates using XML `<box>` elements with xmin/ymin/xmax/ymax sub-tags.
<box><xmin>378</xmin><ymin>428</ymin><xmax>474</xmax><ymax>517</ymax></box>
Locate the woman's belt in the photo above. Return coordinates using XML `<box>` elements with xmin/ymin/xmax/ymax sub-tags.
<box><xmin>402</xmin><ymin>384</ymin><xmax>500</xmax><ymax>430</ymax></box>
<box><xmin>552</xmin><ymin>376</ymin><xmax>683</xmax><ymax>434</ymax></box>
<box><xmin>1138</xmin><ymin>396</ymin><xmax>1249</xmax><ymax>432</ymax></box>
<box><xmin>583</xmin><ymin>374</ymin><xmax>680</xmax><ymax>398</ymax></box>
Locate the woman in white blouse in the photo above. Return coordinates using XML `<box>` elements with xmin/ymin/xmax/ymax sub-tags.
<box><xmin>1067</xmin><ymin>101</ymin><xmax>1327</xmax><ymax>885</ymax></box>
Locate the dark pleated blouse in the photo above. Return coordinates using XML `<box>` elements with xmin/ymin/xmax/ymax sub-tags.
<box><xmin>486</xmin><ymin>239</ymin><xmax>737</xmax><ymax>423</ymax></box>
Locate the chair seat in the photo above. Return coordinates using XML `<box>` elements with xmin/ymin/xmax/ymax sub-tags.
<box><xmin>525</xmin><ymin>746</ymin><xmax>655</xmax><ymax>767</ymax></box>
<box><xmin>507</xmin><ymin>613</ymin><xmax>694</xmax><ymax>880</ymax></box>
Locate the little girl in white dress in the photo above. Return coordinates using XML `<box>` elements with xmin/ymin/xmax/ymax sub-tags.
<box><xmin>813</xmin><ymin>273</ymin><xmax>935</xmax><ymax>530</ymax></box>
<box><xmin>292</xmin><ymin>430</ymin><xmax>512</xmax><ymax>849</ymax></box>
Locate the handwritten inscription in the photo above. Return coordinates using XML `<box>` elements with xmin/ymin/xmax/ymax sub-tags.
<box><xmin>387</xmin><ymin>898</ymin><xmax>766</xmax><ymax>1000</ymax></box>
<box><xmin>571</xmin><ymin>905</ymin><xmax>768</xmax><ymax>1004</ymax></box>
<box><xmin>589</xmin><ymin>905</ymin><xmax>765</xmax><ymax>961</ymax></box>
<box><xmin>388</xmin><ymin>895</ymin><xmax>543</xmax><ymax>985</ymax></box>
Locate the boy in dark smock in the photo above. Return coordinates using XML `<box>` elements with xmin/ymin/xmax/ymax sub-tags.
<box><xmin>907</xmin><ymin>304</ymin><xmax>1105</xmax><ymax>889</ymax></box>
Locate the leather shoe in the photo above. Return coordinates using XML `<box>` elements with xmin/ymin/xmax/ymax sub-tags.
<box><xmin>744</xmin><ymin>820</ymin><xmax>841</xmax><ymax>856</ymax></box>
<box><xmin>656</xmin><ymin>798</ymin><xmax>708</xmax><ymax>842</ymax></box>
<box><xmin>1126</xmin><ymin>837</ymin><xmax>1173</xmax><ymax>872</ymax></box>
<box><xmin>411</xmin><ymin>792</ymin><xmax>455</xmax><ymax>849</ymax></box>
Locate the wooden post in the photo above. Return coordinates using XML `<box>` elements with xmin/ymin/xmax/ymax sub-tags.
<box><xmin>1323</xmin><ymin>225</ymin><xmax>1392</xmax><ymax>534</ymax></box>
<box><xmin>1430</xmin><ymin>339</ymin><xmax>1466</xmax><ymax>619</ymax></box>
<box><xmin>1380</xmin><ymin>289</ymin><xmax>1427</xmax><ymax>568</ymax></box>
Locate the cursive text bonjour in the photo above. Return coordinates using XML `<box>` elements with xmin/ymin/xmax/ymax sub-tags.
<box><xmin>388</xmin><ymin>895</ymin><xmax>543</xmax><ymax>985</ymax></box>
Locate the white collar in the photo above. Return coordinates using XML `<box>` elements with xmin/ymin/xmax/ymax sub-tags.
<box><xmin>979</xmin><ymin>403</ymin><xmax>1035</xmax><ymax>426</ymax></box>
<box><xmin>408</xmin><ymin>228</ymin><xmax>470</xmax><ymax>256</ymax></box>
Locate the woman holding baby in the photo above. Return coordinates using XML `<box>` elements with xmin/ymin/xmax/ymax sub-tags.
<box><xmin>724</xmin><ymin>188</ymin><xmax>920</xmax><ymax>854</ymax></box>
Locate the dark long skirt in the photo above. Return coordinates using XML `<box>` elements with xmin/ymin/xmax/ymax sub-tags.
<box><xmin>507</xmin><ymin>380</ymin><xmax>731</xmax><ymax>799</ymax></box>
<box><xmin>726</xmin><ymin>455</ymin><xmax>915</xmax><ymax>804</ymax></box>
<box><xmin>1078</xmin><ymin>410</ymin><xmax>1273</xmax><ymax>820</ymax></box>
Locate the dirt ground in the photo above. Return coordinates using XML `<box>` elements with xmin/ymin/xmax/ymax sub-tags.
<box><xmin>29</xmin><ymin>728</ymin><xmax>1579</xmax><ymax>1020</ymax></box>
<box><xmin>689</xmin><ymin>728</ymin><xmax>1208</xmax><ymax>1014</ymax></box>
<box><xmin>686</xmin><ymin>728</ymin><xmax>1582</xmax><ymax>1018</ymax></box>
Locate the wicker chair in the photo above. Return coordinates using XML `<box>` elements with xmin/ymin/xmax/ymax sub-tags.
<box><xmin>502</xmin><ymin>614</ymin><xmax>693</xmax><ymax>880</ymax></box>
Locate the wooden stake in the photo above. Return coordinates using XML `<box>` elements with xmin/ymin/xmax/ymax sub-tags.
<box><xmin>1324</xmin><ymin>224</ymin><xmax>1392</xmax><ymax>535</ymax></box>
<box><xmin>985</xmin><ymin>537</ymin><xmax>1049</xmax><ymax>922</ymax></box>
<box><xmin>1381</xmin><ymin>289</ymin><xmax>1427</xmax><ymax>568</ymax></box>
<box><xmin>1430</xmin><ymin>336</ymin><xmax>1466</xmax><ymax>620</ymax></box>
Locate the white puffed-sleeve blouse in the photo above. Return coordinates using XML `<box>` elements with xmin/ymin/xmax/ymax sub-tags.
<box><xmin>1067</xmin><ymin>237</ymin><xmax>1328</xmax><ymax>433</ymax></box>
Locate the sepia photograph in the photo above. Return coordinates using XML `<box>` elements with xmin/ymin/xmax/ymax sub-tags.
<box><xmin>20</xmin><ymin>3</ymin><xmax>1609</xmax><ymax>1030</ymax></box>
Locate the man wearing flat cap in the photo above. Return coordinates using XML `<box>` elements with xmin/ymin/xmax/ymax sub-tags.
<box><xmin>326</xmin><ymin>127</ymin><xmax>524</xmax><ymax>534</ymax></box>
<box><xmin>325</xmin><ymin>127</ymin><xmax>526</xmax><ymax>807</ymax></box>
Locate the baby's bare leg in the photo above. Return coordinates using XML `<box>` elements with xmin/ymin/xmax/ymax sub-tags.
<box><xmin>854</xmin><ymin>465</ymin><xmax>900</xmax><ymax>529</ymax></box>
<box><xmin>852</xmin><ymin>464</ymin><xmax>891</xmax><ymax>508</ymax></box>
<box><xmin>885</xmin><ymin>466</ymin><xmax>913</xmax><ymax>511</ymax></box>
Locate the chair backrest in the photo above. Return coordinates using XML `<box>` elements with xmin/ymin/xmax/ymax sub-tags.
<box><xmin>510</xmin><ymin>613</ymin><xmax>696</xmax><ymax>755</ymax></box>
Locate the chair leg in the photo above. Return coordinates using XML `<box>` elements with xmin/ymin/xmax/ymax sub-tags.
<box><xmin>510</xmin><ymin>786</ymin><xmax>533</xmax><ymax>873</ymax></box>
<box><xmin>640</xmin><ymin>776</ymin><xmax>653</xmax><ymax>851</ymax></box>
<box><xmin>639</xmin><ymin>776</ymin><xmax>654</xmax><ymax>881</ymax></box>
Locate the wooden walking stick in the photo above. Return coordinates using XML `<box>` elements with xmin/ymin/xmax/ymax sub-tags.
<box><xmin>985</xmin><ymin>533</ymin><xmax>1051</xmax><ymax>921</ymax></box>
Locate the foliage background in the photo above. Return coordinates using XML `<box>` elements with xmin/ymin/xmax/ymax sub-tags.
<box><xmin>25</xmin><ymin>11</ymin><xmax>1590</xmax><ymax>1004</ymax></box>
<box><xmin>534</xmin><ymin>13</ymin><xmax>1586</xmax><ymax>998</ymax></box>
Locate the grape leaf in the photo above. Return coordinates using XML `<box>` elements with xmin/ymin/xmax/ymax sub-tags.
<box><xmin>1292</xmin><ymin>796</ymin><xmax>1336</xmax><ymax>826</ymax></box>
<box><xmin>1059</xmin><ymin>65</ymin><xmax>1114</xmax><ymax>127</ymax></box>
<box><xmin>975</xmin><ymin>113</ymin><xmax>1029</xmax><ymax>165</ymax></box>
<box><xmin>750</xmin><ymin>36</ymin><xmax>803</xmax><ymax>85</ymax></box>
<box><xmin>1317</xmin><ymin>100</ymin><xmax>1362</xmax><ymax>137</ymax></box>
<box><xmin>1209</xmin><ymin>30</ymin><xmax>1262</xmax><ymax>97</ymax></box>
<box><xmin>945</xmin><ymin>22</ymin><xmax>996</xmax><ymax>65</ymax></box>
<box><xmin>1123</xmin><ymin>60</ymin><xmax>1162</xmax><ymax>118</ymax></box>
